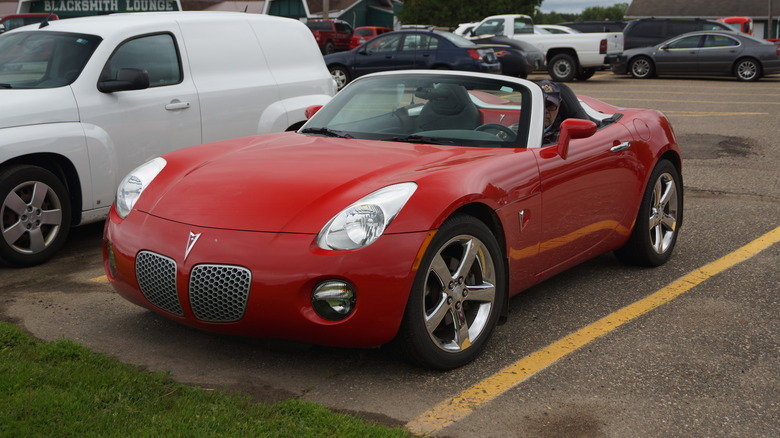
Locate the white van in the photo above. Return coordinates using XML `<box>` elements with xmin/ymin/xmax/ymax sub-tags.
<box><xmin>0</xmin><ymin>12</ymin><xmax>335</xmax><ymax>266</ymax></box>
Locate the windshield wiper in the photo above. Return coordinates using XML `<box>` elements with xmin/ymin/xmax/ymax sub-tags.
<box><xmin>385</xmin><ymin>134</ymin><xmax>459</xmax><ymax>145</ymax></box>
<box><xmin>0</xmin><ymin>84</ymin><xmax>13</xmax><ymax>89</ymax></box>
<box><xmin>299</xmin><ymin>127</ymin><xmax>354</xmax><ymax>138</ymax></box>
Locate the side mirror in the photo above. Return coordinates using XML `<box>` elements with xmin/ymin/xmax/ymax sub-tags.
<box><xmin>556</xmin><ymin>119</ymin><xmax>597</xmax><ymax>159</ymax></box>
<box><xmin>305</xmin><ymin>105</ymin><xmax>323</xmax><ymax>119</ymax></box>
<box><xmin>661</xmin><ymin>44</ymin><xmax>670</xmax><ymax>50</ymax></box>
<box><xmin>98</xmin><ymin>68</ymin><xmax>150</xmax><ymax>93</ymax></box>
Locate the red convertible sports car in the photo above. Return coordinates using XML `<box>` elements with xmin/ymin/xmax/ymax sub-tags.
<box><xmin>104</xmin><ymin>71</ymin><xmax>683</xmax><ymax>370</ymax></box>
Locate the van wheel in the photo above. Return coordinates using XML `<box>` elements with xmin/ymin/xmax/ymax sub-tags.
<box><xmin>548</xmin><ymin>54</ymin><xmax>577</xmax><ymax>82</ymax></box>
<box><xmin>629</xmin><ymin>56</ymin><xmax>655</xmax><ymax>79</ymax></box>
<box><xmin>329</xmin><ymin>65</ymin><xmax>350</xmax><ymax>91</ymax></box>
<box><xmin>734</xmin><ymin>58</ymin><xmax>761</xmax><ymax>81</ymax></box>
<box><xmin>0</xmin><ymin>165</ymin><xmax>72</xmax><ymax>267</ymax></box>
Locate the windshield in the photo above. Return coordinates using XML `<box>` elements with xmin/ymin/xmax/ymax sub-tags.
<box><xmin>0</xmin><ymin>31</ymin><xmax>101</xmax><ymax>89</ymax></box>
<box><xmin>301</xmin><ymin>74</ymin><xmax>531</xmax><ymax>148</ymax></box>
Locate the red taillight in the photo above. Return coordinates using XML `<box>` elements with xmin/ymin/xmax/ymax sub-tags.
<box><xmin>599</xmin><ymin>39</ymin><xmax>607</xmax><ymax>54</ymax></box>
<box><xmin>467</xmin><ymin>48</ymin><xmax>481</xmax><ymax>60</ymax></box>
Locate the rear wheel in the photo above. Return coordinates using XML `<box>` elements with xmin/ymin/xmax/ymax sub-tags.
<box><xmin>0</xmin><ymin>165</ymin><xmax>72</xmax><ymax>267</ymax></box>
<box><xmin>734</xmin><ymin>58</ymin><xmax>761</xmax><ymax>81</ymax></box>
<box><xmin>629</xmin><ymin>56</ymin><xmax>655</xmax><ymax>79</ymax></box>
<box><xmin>324</xmin><ymin>41</ymin><xmax>335</xmax><ymax>55</ymax></box>
<box><xmin>615</xmin><ymin>160</ymin><xmax>682</xmax><ymax>267</ymax></box>
<box><xmin>548</xmin><ymin>53</ymin><xmax>578</xmax><ymax>82</ymax></box>
<box><xmin>396</xmin><ymin>215</ymin><xmax>506</xmax><ymax>370</ymax></box>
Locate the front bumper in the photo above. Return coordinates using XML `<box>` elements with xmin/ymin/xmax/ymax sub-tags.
<box><xmin>104</xmin><ymin>208</ymin><xmax>432</xmax><ymax>347</ymax></box>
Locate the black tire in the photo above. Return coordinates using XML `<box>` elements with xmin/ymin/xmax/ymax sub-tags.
<box><xmin>0</xmin><ymin>165</ymin><xmax>72</xmax><ymax>267</ymax></box>
<box><xmin>395</xmin><ymin>214</ymin><xmax>506</xmax><ymax>370</ymax></box>
<box><xmin>548</xmin><ymin>53</ymin><xmax>578</xmax><ymax>82</ymax></box>
<box><xmin>629</xmin><ymin>56</ymin><xmax>655</xmax><ymax>79</ymax></box>
<box><xmin>575</xmin><ymin>68</ymin><xmax>596</xmax><ymax>81</ymax></box>
<box><xmin>734</xmin><ymin>58</ymin><xmax>761</xmax><ymax>82</ymax></box>
<box><xmin>329</xmin><ymin>65</ymin><xmax>350</xmax><ymax>91</ymax></box>
<box><xmin>614</xmin><ymin>160</ymin><xmax>683</xmax><ymax>267</ymax></box>
<box><xmin>323</xmin><ymin>41</ymin><xmax>335</xmax><ymax>55</ymax></box>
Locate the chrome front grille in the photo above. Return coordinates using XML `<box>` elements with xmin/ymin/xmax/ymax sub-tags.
<box><xmin>189</xmin><ymin>264</ymin><xmax>252</xmax><ymax>322</ymax></box>
<box><xmin>135</xmin><ymin>251</ymin><xmax>183</xmax><ymax>316</ymax></box>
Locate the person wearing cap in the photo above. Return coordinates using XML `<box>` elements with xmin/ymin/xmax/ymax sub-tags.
<box><xmin>539</xmin><ymin>80</ymin><xmax>562</xmax><ymax>145</ymax></box>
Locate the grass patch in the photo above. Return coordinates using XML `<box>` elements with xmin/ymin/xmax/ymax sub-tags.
<box><xmin>0</xmin><ymin>322</ymin><xmax>413</xmax><ymax>437</ymax></box>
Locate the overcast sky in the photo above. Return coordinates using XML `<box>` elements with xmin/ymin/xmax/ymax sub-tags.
<box><xmin>538</xmin><ymin>0</ymin><xmax>630</xmax><ymax>14</ymax></box>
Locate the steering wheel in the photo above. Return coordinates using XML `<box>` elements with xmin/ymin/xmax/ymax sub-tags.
<box><xmin>475</xmin><ymin>123</ymin><xmax>516</xmax><ymax>141</ymax></box>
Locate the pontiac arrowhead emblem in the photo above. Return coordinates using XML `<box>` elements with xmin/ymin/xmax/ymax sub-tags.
<box><xmin>184</xmin><ymin>232</ymin><xmax>201</xmax><ymax>261</ymax></box>
<box><xmin>499</xmin><ymin>113</ymin><xmax>506</xmax><ymax>122</ymax></box>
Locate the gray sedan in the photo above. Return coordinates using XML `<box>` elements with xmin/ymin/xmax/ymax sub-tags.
<box><xmin>608</xmin><ymin>30</ymin><xmax>780</xmax><ymax>81</ymax></box>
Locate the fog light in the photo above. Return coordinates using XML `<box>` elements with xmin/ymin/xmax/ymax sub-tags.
<box><xmin>312</xmin><ymin>281</ymin><xmax>356</xmax><ymax>321</ymax></box>
<box><xmin>106</xmin><ymin>241</ymin><xmax>117</xmax><ymax>279</ymax></box>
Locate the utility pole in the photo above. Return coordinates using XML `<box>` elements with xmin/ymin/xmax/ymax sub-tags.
<box><xmin>324</xmin><ymin>0</ymin><xmax>330</xmax><ymax>19</ymax></box>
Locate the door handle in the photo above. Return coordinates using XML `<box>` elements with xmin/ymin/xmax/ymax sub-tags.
<box><xmin>165</xmin><ymin>100</ymin><xmax>190</xmax><ymax>111</ymax></box>
<box><xmin>610</xmin><ymin>141</ymin><xmax>631</xmax><ymax>152</ymax></box>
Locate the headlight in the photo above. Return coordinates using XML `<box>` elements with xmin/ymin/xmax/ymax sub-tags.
<box><xmin>115</xmin><ymin>157</ymin><xmax>166</xmax><ymax>219</ymax></box>
<box><xmin>317</xmin><ymin>182</ymin><xmax>417</xmax><ymax>250</ymax></box>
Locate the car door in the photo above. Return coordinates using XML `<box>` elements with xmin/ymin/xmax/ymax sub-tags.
<box><xmin>402</xmin><ymin>33</ymin><xmax>440</xmax><ymax>69</ymax></box>
<box><xmin>352</xmin><ymin>33</ymin><xmax>409</xmax><ymax>76</ymax></box>
<box><xmin>532</xmin><ymin>122</ymin><xmax>642</xmax><ymax>276</ymax></box>
<box><xmin>697</xmin><ymin>34</ymin><xmax>743</xmax><ymax>74</ymax></box>
<box><xmin>75</xmin><ymin>32</ymin><xmax>201</xmax><ymax>207</ymax></box>
<box><xmin>654</xmin><ymin>34</ymin><xmax>703</xmax><ymax>74</ymax></box>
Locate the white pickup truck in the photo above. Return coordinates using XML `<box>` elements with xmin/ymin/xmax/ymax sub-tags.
<box><xmin>0</xmin><ymin>12</ymin><xmax>335</xmax><ymax>267</ymax></box>
<box><xmin>471</xmin><ymin>14</ymin><xmax>623</xmax><ymax>82</ymax></box>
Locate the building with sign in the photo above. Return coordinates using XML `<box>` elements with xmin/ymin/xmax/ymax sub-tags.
<box><xmin>15</xmin><ymin>0</ymin><xmax>182</xmax><ymax>18</ymax></box>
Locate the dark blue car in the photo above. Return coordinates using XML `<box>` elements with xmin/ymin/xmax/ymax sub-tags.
<box><xmin>324</xmin><ymin>30</ymin><xmax>501</xmax><ymax>90</ymax></box>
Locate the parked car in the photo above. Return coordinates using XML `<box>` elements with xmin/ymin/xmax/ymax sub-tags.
<box><xmin>609</xmin><ymin>30</ymin><xmax>780</xmax><ymax>81</ymax></box>
<box><xmin>453</xmin><ymin>22</ymin><xmax>479</xmax><ymax>37</ymax></box>
<box><xmin>0</xmin><ymin>12</ymin><xmax>335</xmax><ymax>267</ymax></box>
<box><xmin>324</xmin><ymin>30</ymin><xmax>501</xmax><ymax>90</ymax></box>
<box><xmin>350</xmin><ymin>26</ymin><xmax>393</xmax><ymax>49</ymax></box>
<box><xmin>717</xmin><ymin>17</ymin><xmax>753</xmax><ymax>35</ymax></box>
<box><xmin>306</xmin><ymin>19</ymin><xmax>353</xmax><ymax>54</ymax></box>
<box><xmin>469</xmin><ymin>35</ymin><xmax>545</xmax><ymax>78</ymax></box>
<box><xmin>104</xmin><ymin>70</ymin><xmax>683</xmax><ymax>370</ymax></box>
<box><xmin>622</xmin><ymin>18</ymin><xmax>733</xmax><ymax>50</ymax></box>
<box><xmin>0</xmin><ymin>13</ymin><xmax>58</xmax><ymax>34</ymax></box>
<box><xmin>559</xmin><ymin>20</ymin><xmax>627</xmax><ymax>33</ymax></box>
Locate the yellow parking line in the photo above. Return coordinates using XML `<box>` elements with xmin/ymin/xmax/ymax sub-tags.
<box><xmin>406</xmin><ymin>226</ymin><xmax>780</xmax><ymax>435</ymax></box>
<box><xmin>664</xmin><ymin>111</ymin><xmax>768</xmax><ymax>117</ymax></box>
<box><xmin>595</xmin><ymin>97</ymin><xmax>780</xmax><ymax>105</ymax></box>
<box><xmin>89</xmin><ymin>275</ymin><xmax>108</xmax><ymax>283</ymax></box>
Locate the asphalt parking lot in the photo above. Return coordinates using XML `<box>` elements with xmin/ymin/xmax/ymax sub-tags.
<box><xmin>2</xmin><ymin>72</ymin><xmax>779</xmax><ymax>437</ymax></box>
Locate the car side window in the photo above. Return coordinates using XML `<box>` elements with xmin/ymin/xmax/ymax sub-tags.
<box><xmin>473</xmin><ymin>19</ymin><xmax>504</xmax><ymax>37</ymax></box>
<box><xmin>336</xmin><ymin>22</ymin><xmax>352</xmax><ymax>33</ymax></box>
<box><xmin>703</xmin><ymin>35</ymin><xmax>739</xmax><ymax>47</ymax></box>
<box><xmin>402</xmin><ymin>34</ymin><xmax>438</xmax><ymax>51</ymax></box>
<box><xmin>667</xmin><ymin>35</ymin><xmax>702</xmax><ymax>49</ymax></box>
<box><xmin>102</xmin><ymin>33</ymin><xmax>181</xmax><ymax>87</ymax></box>
<box><xmin>366</xmin><ymin>34</ymin><xmax>401</xmax><ymax>54</ymax></box>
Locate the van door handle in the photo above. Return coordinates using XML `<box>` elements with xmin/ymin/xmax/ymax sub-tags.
<box><xmin>610</xmin><ymin>141</ymin><xmax>631</xmax><ymax>152</ymax></box>
<box><xmin>165</xmin><ymin>100</ymin><xmax>190</xmax><ymax>111</ymax></box>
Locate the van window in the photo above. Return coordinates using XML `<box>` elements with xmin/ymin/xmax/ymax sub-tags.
<box><xmin>631</xmin><ymin>21</ymin><xmax>663</xmax><ymax>38</ymax></box>
<box><xmin>103</xmin><ymin>34</ymin><xmax>181</xmax><ymax>87</ymax></box>
<box><xmin>667</xmin><ymin>21</ymin><xmax>697</xmax><ymax>36</ymax></box>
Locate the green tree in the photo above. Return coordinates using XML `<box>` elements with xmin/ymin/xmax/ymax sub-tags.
<box><xmin>398</xmin><ymin>0</ymin><xmax>543</xmax><ymax>28</ymax></box>
<box><xmin>580</xmin><ymin>2</ymin><xmax>629</xmax><ymax>21</ymax></box>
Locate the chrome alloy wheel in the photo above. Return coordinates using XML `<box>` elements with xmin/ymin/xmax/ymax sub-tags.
<box><xmin>631</xmin><ymin>58</ymin><xmax>652</xmax><ymax>78</ymax></box>
<box><xmin>736</xmin><ymin>59</ymin><xmax>759</xmax><ymax>81</ymax></box>
<box><xmin>1</xmin><ymin>180</ymin><xmax>63</xmax><ymax>255</ymax></box>
<box><xmin>421</xmin><ymin>234</ymin><xmax>497</xmax><ymax>353</ymax></box>
<box><xmin>648</xmin><ymin>172</ymin><xmax>679</xmax><ymax>255</ymax></box>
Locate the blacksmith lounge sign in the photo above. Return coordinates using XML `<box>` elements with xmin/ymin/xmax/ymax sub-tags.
<box><xmin>20</xmin><ymin>0</ymin><xmax>182</xmax><ymax>18</ymax></box>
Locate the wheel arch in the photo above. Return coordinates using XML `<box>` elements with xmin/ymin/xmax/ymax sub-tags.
<box><xmin>1</xmin><ymin>153</ymin><xmax>82</xmax><ymax>226</ymax></box>
<box><xmin>732</xmin><ymin>56</ymin><xmax>761</xmax><ymax>74</ymax></box>
<box><xmin>546</xmin><ymin>47</ymin><xmax>579</xmax><ymax>64</ymax></box>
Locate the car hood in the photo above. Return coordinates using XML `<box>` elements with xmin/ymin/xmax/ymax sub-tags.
<box><xmin>0</xmin><ymin>88</ymin><xmax>79</xmax><ymax>129</ymax></box>
<box><xmin>138</xmin><ymin>132</ymin><xmax>512</xmax><ymax>233</ymax></box>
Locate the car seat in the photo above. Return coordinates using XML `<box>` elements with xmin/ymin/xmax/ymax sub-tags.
<box><xmin>415</xmin><ymin>83</ymin><xmax>481</xmax><ymax>131</ymax></box>
<box><xmin>557</xmin><ymin>82</ymin><xmax>598</xmax><ymax>124</ymax></box>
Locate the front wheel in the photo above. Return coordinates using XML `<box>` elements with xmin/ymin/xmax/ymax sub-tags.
<box><xmin>734</xmin><ymin>58</ymin><xmax>761</xmax><ymax>81</ymax></box>
<box><xmin>548</xmin><ymin>53</ymin><xmax>578</xmax><ymax>82</ymax></box>
<box><xmin>0</xmin><ymin>165</ymin><xmax>72</xmax><ymax>267</ymax></box>
<box><xmin>629</xmin><ymin>56</ymin><xmax>655</xmax><ymax>79</ymax></box>
<box><xmin>329</xmin><ymin>65</ymin><xmax>350</xmax><ymax>91</ymax></box>
<box><xmin>614</xmin><ymin>160</ymin><xmax>683</xmax><ymax>267</ymax></box>
<box><xmin>396</xmin><ymin>215</ymin><xmax>506</xmax><ymax>370</ymax></box>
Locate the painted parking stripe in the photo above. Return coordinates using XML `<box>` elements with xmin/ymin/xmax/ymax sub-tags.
<box><xmin>595</xmin><ymin>97</ymin><xmax>780</xmax><ymax>105</ymax></box>
<box><xmin>406</xmin><ymin>226</ymin><xmax>780</xmax><ymax>435</ymax></box>
<box><xmin>89</xmin><ymin>275</ymin><xmax>108</xmax><ymax>283</ymax></box>
<box><xmin>664</xmin><ymin>111</ymin><xmax>769</xmax><ymax>117</ymax></box>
